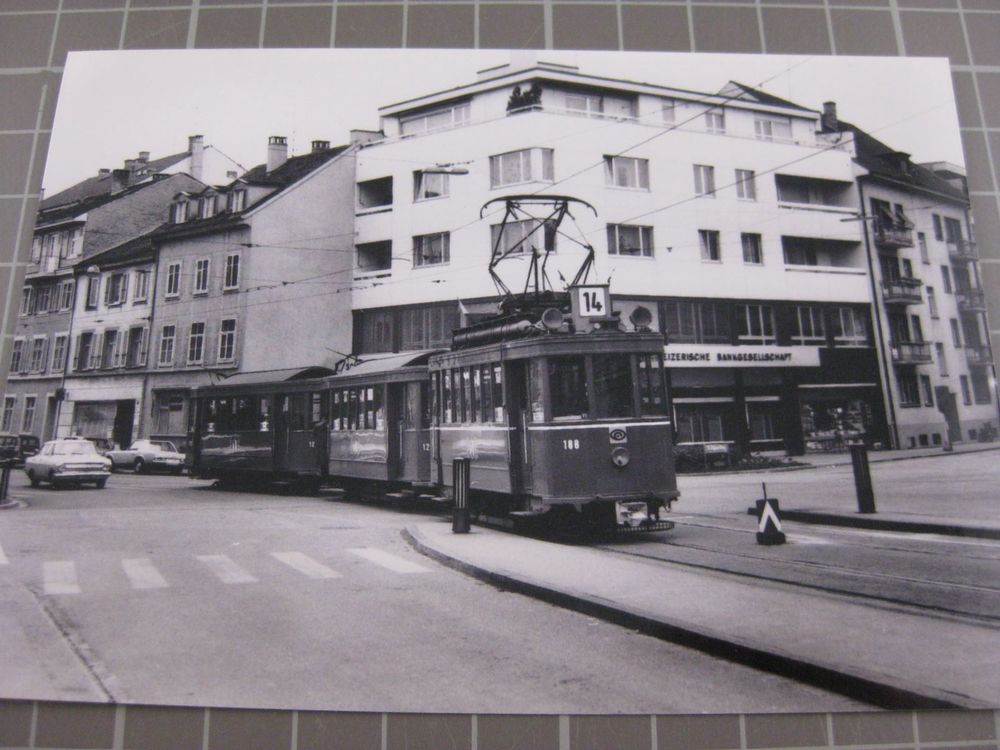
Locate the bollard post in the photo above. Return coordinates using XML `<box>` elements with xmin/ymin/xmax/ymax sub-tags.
<box><xmin>452</xmin><ymin>457</ymin><xmax>471</xmax><ymax>533</ymax></box>
<box><xmin>850</xmin><ymin>443</ymin><xmax>876</xmax><ymax>514</ymax></box>
<box><xmin>0</xmin><ymin>459</ymin><xmax>11</xmax><ymax>504</ymax></box>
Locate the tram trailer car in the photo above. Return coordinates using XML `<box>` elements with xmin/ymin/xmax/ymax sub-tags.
<box><xmin>187</xmin><ymin>330</ymin><xmax>679</xmax><ymax>534</ymax></box>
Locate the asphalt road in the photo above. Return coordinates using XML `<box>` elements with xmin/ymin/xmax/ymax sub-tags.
<box><xmin>0</xmin><ymin>471</ymin><xmax>867</xmax><ymax>714</ymax></box>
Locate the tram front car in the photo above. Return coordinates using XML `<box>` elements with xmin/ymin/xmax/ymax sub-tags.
<box><xmin>431</xmin><ymin>285</ymin><xmax>679</xmax><ymax>535</ymax></box>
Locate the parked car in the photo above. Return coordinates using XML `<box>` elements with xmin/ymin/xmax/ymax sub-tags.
<box><xmin>16</xmin><ymin>434</ymin><xmax>40</xmax><ymax>465</ymax></box>
<box><xmin>24</xmin><ymin>438</ymin><xmax>112</xmax><ymax>488</ymax></box>
<box><xmin>86</xmin><ymin>437</ymin><xmax>115</xmax><ymax>456</ymax></box>
<box><xmin>0</xmin><ymin>433</ymin><xmax>18</xmax><ymax>463</ymax></box>
<box><xmin>106</xmin><ymin>439</ymin><xmax>185</xmax><ymax>474</ymax></box>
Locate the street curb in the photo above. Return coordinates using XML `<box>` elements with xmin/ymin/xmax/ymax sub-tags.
<box><xmin>752</xmin><ymin>509</ymin><xmax>1000</xmax><ymax>540</ymax></box>
<box><xmin>403</xmin><ymin>526</ymin><xmax>992</xmax><ymax>711</ymax></box>
<box><xmin>680</xmin><ymin>444</ymin><xmax>1000</xmax><ymax>477</ymax></box>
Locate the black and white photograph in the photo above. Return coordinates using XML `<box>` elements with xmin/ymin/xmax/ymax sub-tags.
<box><xmin>1</xmin><ymin>47</ymin><xmax>998</xmax><ymax>720</ymax></box>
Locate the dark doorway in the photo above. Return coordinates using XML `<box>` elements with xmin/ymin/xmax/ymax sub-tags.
<box><xmin>935</xmin><ymin>386</ymin><xmax>962</xmax><ymax>444</ymax></box>
<box><xmin>113</xmin><ymin>400</ymin><xmax>135</xmax><ymax>449</ymax></box>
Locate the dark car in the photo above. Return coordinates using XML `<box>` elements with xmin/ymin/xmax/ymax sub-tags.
<box><xmin>0</xmin><ymin>432</ymin><xmax>18</xmax><ymax>463</ymax></box>
<box><xmin>16</xmin><ymin>434</ymin><xmax>40</xmax><ymax>465</ymax></box>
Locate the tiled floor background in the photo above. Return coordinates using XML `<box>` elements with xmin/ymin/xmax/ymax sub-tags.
<box><xmin>0</xmin><ymin>1</ymin><xmax>998</xmax><ymax>748</ymax></box>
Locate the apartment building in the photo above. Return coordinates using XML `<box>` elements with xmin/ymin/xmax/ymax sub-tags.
<box><xmin>347</xmin><ymin>59</ymin><xmax>887</xmax><ymax>456</ymax></box>
<box><xmin>142</xmin><ymin>135</ymin><xmax>365</xmax><ymax>446</ymax></box>
<box><xmin>820</xmin><ymin>106</ymin><xmax>998</xmax><ymax>448</ymax></box>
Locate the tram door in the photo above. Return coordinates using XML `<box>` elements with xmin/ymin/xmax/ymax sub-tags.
<box><xmin>505</xmin><ymin>361</ymin><xmax>532</xmax><ymax>503</ymax></box>
<box><xmin>393</xmin><ymin>381</ymin><xmax>430</xmax><ymax>482</ymax></box>
<box><xmin>274</xmin><ymin>392</ymin><xmax>325</xmax><ymax>475</ymax></box>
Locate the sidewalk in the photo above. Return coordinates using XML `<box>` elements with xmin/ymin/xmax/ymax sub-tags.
<box><xmin>406</xmin><ymin>521</ymin><xmax>1000</xmax><ymax>711</ymax></box>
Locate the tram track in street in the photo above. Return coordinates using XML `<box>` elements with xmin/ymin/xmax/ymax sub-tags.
<box><xmin>592</xmin><ymin>528</ymin><xmax>1000</xmax><ymax>626</ymax></box>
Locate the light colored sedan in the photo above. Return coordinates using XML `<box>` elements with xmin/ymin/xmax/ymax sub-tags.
<box><xmin>106</xmin><ymin>439</ymin><xmax>185</xmax><ymax>474</ymax></box>
<box><xmin>25</xmin><ymin>439</ymin><xmax>112</xmax><ymax>488</ymax></box>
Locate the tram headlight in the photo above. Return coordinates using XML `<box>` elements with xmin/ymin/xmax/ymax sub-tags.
<box><xmin>610</xmin><ymin>446</ymin><xmax>630</xmax><ymax>468</ymax></box>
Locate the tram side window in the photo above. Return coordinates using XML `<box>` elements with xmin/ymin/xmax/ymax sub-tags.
<box><xmin>471</xmin><ymin>367</ymin><xmax>482</xmax><ymax>423</ymax></box>
<box><xmin>332</xmin><ymin>391</ymin><xmax>343</xmax><ymax>430</ymax></box>
<box><xmin>529</xmin><ymin>360</ymin><xmax>546</xmax><ymax>422</ymax></box>
<box><xmin>441</xmin><ymin>372</ymin><xmax>452</xmax><ymax>423</ymax></box>
<box><xmin>638</xmin><ymin>354</ymin><xmax>668</xmax><ymax>416</ymax></box>
<box><xmin>593</xmin><ymin>354</ymin><xmax>634</xmax><ymax>418</ymax></box>
<box><xmin>492</xmin><ymin>365</ymin><xmax>504</xmax><ymax>422</ymax></box>
<box><xmin>549</xmin><ymin>356</ymin><xmax>589</xmax><ymax>420</ymax></box>
<box><xmin>479</xmin><ymin>365</ymin><xmax>492</xmax><ymax>422</ymax></box>
<box><xmin>452</xmin><ymin>370</ymin><xmax>464</xmax><ymax>423</ymax></box>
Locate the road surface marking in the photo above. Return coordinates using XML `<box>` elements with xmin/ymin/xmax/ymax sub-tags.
<box><xmin>43</xmin><ymin>561</ymin><xmax>80</xmax><ymax>595</ymax></box>
<box><xmin>0</xmin><ymin>543</ymin><xmax>7</xmax><ymax>565</ymax></box>
<box><xmin>122</xmin><ymin>558</ymin><xmax>169</xmax><ymax>589</ymax></box>
<box><xmin>270</xmin><ymin>552</ymin><xmax>342</xmax><ymax>579</ymax></box>
<box><xmin>348</xmin><ymin>548</ymin><xmax>431</xmax><ymax>574</ymax></box>
<box><xmin>196</xmin><ymin>555</ymin><xmax>258</xmax><ymax>584</ymax></box>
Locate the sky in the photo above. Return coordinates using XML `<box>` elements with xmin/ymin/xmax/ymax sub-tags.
<box><xmin>42</xmin><ymin>49</ymin><xmax>963</xmax><ymax>195</ymax></box>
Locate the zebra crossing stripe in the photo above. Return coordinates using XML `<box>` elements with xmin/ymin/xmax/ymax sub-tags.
<box><xmin>43</xmin><ymin>561</ymin><xmax>80</xmax><ymax>595</ymax></box>
<box><xmin>122</xmin><ymin>558</ymin><xmax>169</xmax><ymax>589</ymax></box>
<box><xmin>196</xmin><ymin>554</ymin><xmax>258</xmax><ymax>584</ymax></box>
<box><xmin>270</xmin><ymin>552</ymin><xmax>342</xmax><ymax>579</ymax></box>
<box><xmin>347</xmin><ymin>548</ymin><xmax>431</xmax><ymax>574</ymax></box>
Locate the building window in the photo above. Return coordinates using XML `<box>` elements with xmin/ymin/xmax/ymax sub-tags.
<box><xmin>29</xmin><ymin>338</ymin><xmax>47</xmax><ymax>373</ymax></box>
<box><xmin>1</xmin><ymin>398</ymin><xmax>14</xmax><ymax>432</ymax></box>
<box><xmin>918</xmin><ymin>232</ymin><xmax>929</xmax><ymax>264</ymax></box>
<box><xmin>51</xmin><ymin>335</ymin><xmax>67</xmax><ymax>373</ymax></box>
<box><xmin>897</xmin><ymin>369</ymin><xmax>920</xmax><ymax>407</ymax></box>
<box><xmin>193</xmin><ymin>259</ymin><xmax>210</xmax><ymax>295</ymax></box>
<box><xmin>218</xmin><ymin>319</ymin><xmax>237</xmax><ymax>362</ymax></box>
<box><xmin>165</xmin><ymin>263</ymin><xmax>181</xmax><ymax>298</ymax></box>
<box><xmin>735</xmin><ymin>169</ymin><xmax>756</xmax><ymax>200</ymax></box>
<box><xmin>675</xmin><ymin>404</ymin><xmax>725</xmax><ymax>443</ymax></box>
<box><xmin>970</xmin><ymin>368</ymin><xmax>992</xmax><ymax>404</ymax></box>
<box><xmin>792</xmin><ymin>306</ymin><xmax>826</xmax><ymax>344</ymax></box>
<box><xmin>606</xmin><ymin>224</ymin><xmax>653</xmax><ymax>257</ymax></box>
<box><xmin>221</xmin><ymin>254</ymin><xmax>240</xmax><ymax>290</ymax></box>
<box><xmin>356</xmin><ymin>241</ymin><xmax>392</xmax><ymax>274</ymax></box>
<box><xmin>927</xmin><ymin>287</ymin><xmax>938</xmax><ymax>318</ymax></box>
<box><xmin>74</xmin><ymin>332</ymin><xmax>93</xmax><ymax>371</ymax></box>
<box><xmin>85</xmin><ymin>277</ymin><xmax>100</xmax><ymax>310</ymax></box>
<box><xmin>661</xmin><ymin>99</ymin><xmax>675</xmax><ymax>124</ymax></box>
<box><xmin>170</xmin><ymin>201</ymin><xmax>188</xmax><ymax>223</ymax></box>
<box><xmin>228</xmin><ymin>190</ymin><xmax>246</xmax><ymax>213</ymax></box>
<box><xmin>783</xmin><ymin>237</ymin><xmax>819</xmax><ymax>266</ymax></box>
<box><xmin>357</xmin><ymin>177</ymin><xmax>393</xmax><ymax>211</ymax></box>
<box><xmin>158</xmin><ymin>325</ymin><xmax>176</xmax><ymax>367</ymax></box>
<box><xmin>59</xmin><ymin>281</ymin><xmax>74</xmax><ymax>310</ymax></box>
<box><xmin>950</xmin><ymin>318</ymin><xmax>962</xmax><ymax>348</ymax></box>
<box><xmin>754</xmin><ymin>115</ymin><xmax>792</xmax><ymax>141</ymax></box>
<box><xmin>960</xmin><ymin>375</ymin><xmax>972</xmax><ymax>405</ymax></box>
<box><xmin>101</xmin><ymin>330</ymin><xmax>119</xmax><ymax>369</ymax></box>
<box><xmin>9</xmin><ymin>339</ymin><xmax>25</xmax><ymax>373</ymax></box>
<box><xmin>699</xmin><ymin>230</ymin><xmax>721</xmax><ymax>262</ymax></box>
<box><xmin>705</xmin><ymin>109</ymin><xmax>725</xmax><ymax>134</ymax></box>
<box><xmin>187</xmin><ymin>322</ymin><xmax>205</xmax><ymax>364</ymax></box>
<box><xmin>400</xmin><ymin>304</ymin><xmax>460</xmax><ymax>351</ymax></box>
<box><xmin>413</xmin><ymin>232</ymin><xmax>450</xmax><ymax>267</ymax></box>
<box><xmin>491</xmin><ymin>148</ymin><xmax>554</xmax><ymax>188</ymax></box>
<box><xmin>69</xmin><ymin>228</ymin><xmax>84</xmax><ymax>258</ymax></box>
<box><xmin>125</xmin><ymin>327</ymin><xmax>146</xmax><ymax>368</ymax></box>
<box><xmin>22</xmin><ymin>396</ymin><xmax>36</xmax><ymax>433</ymax></box>
<box><xmin>103</xmin><ymin>272</ymin><xmax>128</xmax><ymax>307</ymax></box>
<box><xmin>133</xmin><ymin>270</ymin><xmax>150</xmax><ymax>303</ymax></box>
<box><xmin>920</xmin><ymin>375</ymin><xmax>935</xmax><ymax>407</ymax></box>
<box><xmin>400</xmin><ymin>101</ymin><xmax>470</xmax><ymax>135</ymax></box>
<box><xmin>741</xmin><ymin>233</ymin><xmax>763</xmax><ymax>265</ymax></box>
<box><xmin>35</xmin><ymin>286</ymin><xmax>51</xmax><ymax>314</ymax></box>
<box><xmin>357</xmin><ymin>309</ymin><xmax>394</xmax><ymax>354</ymax></box>
<box><xmin>31</xmin><ymin>236</ymin><xmax>42</xmax><ymax>263</ymax></box>
<box><xmin>565</xmin><ymin>92</ymin><xmax>603</xmax><ymax>117</ymax></box>
<box><xmin>693</xmin><ymin>164</ymin><xmax>715</xmax><ymax>197</ymax></box>
<box><xmin>662</xmin><ymin>300</ymin><xmax>730</xmax><ymax>344</ymax></box>
<box><xmin>200</xmin><ymin>196</ymin><xmax>215</xmax><ymax>219</ymax></box>
<box><xmin>492</xmin><ymin>219</ymin><xmax>556</xmax><ymax>257</ymax></box>
<box><xmin>935</xmin><ymin>342</ymin><xmax>948</xmax><ymax>377</ymax></box>
<box><xmin>19</xmin><ymin>287</ymin><xmax>33</xmax><ymax>316</ymax></box>
<box><xmin>603</xmin><ymin>155</ymin><xmax>649</xmax><ymax>190</ymax></box>
<box><xmin>414</xmin><ymin>171</ymin><xmax>449</xmax><ymax>201</ymax></box>
<box><xmin>944</xmin><ymin>216</ymin><xmax>963</xmax><ymax>243</ymax></box>
<box><xmin>737</xmin><ymin>304</ymin><xmax>776</xmax><ymax>344</ymax></box>
<box><xmin>941</xmin><ymin>265</ymin><xmax>952</xmax><ymax>293</ymax></box>
<box><xmin>932</xmin><ymin>214</ymin><xmax>943</xmax><ymax>241</ymax></box>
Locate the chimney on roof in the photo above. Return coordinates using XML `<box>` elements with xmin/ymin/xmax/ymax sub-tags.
<box><xmin>188</xmin><ymin>134</ymin><xmax>205</xmax><ymax>181</ymax></box>
<box><xmin>350</xmin><ymin>129</ymin><xmax>383</xmax><ymax>146</ymax></box>
<box><xmin>111</xmin><ymin>168</ymin><xmax>131</xmax><ymax>193</ymax></box>
<box><xmin>138</xmin><ymin>151</ymin><xmax>150</xmax><ymax>164</ymax></box>
<box><xmin>822</xmin><ymin>101</ymin><xmax>838</xmax><ymax>132</ymax></box>
<box><xmin>311</xmin><ymin>140</ymin><xmax>330</xmax><ymax>153</ymax></box>
<box><xmin>98</xmin><ymin>168</ymin><xmax>111</xmax><ymax>178</ymax></box>
<box><xmin>267</xmin><ymin>135</ymin><xmax>288</xmax><ymax>172</ymax></box>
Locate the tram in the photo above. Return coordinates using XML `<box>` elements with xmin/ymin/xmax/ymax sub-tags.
<box><xmin>187</xmin><ymin>196</ymin><xmax>679</xmax><ymax>533</ymax></box>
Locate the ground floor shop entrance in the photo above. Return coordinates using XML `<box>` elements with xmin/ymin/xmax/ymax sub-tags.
<box><xmin>71</xmin><ymin>399</ymin><xmax>135</xmax><ymax>449</ymax></box>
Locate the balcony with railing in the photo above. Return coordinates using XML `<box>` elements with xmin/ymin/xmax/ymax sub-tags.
<box><xmin>873</xmin><ymin>218</ymin><xmax>914</xmax><ymax>249</ymax></box>
<box><xmin>891</xmin><ymin>341</ymin><xmax>933</xmax><ymax>364</ymax></box>
<box><xmin>881</xmin><ymin>277</ymin><xmax>922</xmax><ymax>305</ymax></box>
<box><xmin>964</xmin><ymin>345</ymin><xmax>993</xmax><ymax>366</ymax></box>
<box><xmin>947</xmin><ymin>239</ymin><xmax>978</xmax><ymax>262</ymax></box>
<box><xmin>956</xmin><ymin>288</ymin><xmax>987</xmax><ymax>312</ymax></box>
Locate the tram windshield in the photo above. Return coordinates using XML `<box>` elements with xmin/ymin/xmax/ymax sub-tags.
<box><xmin>543</xmin><ymin>353</ymin><xmax>668</xmax><ymax>421</ymax></box>
<box><xmin>548</xmin><ymin>356</ymin><xmax>589</xmax><ymax>420</ymax></box>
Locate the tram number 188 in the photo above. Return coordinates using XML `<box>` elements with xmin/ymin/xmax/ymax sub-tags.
<box><xmin>562</xmin><ymin>439</ymin><xmax>581</xmax><ymax>451</ymax></box>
